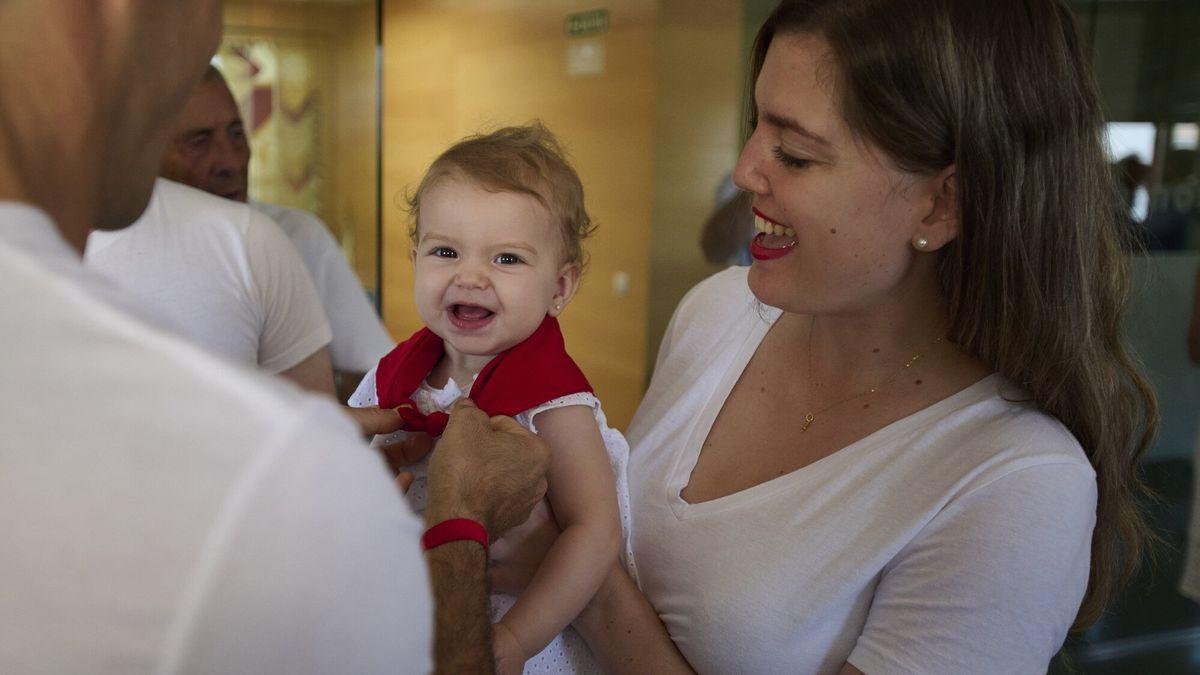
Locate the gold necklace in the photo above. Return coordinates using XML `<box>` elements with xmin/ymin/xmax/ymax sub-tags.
<box><xmin>801</xmin><ymin>323</ymin><xmax>942</xmax><ymax>433</ymax></box>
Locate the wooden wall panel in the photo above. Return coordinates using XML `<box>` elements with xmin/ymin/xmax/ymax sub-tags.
<box><xmin>646</xmin><ymin>0</ymin><xmax>744</xmax><ymax>378</ymax></box>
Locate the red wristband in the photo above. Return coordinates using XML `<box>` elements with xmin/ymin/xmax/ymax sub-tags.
<box><xmin>421</xmin><ymin>518</ymin><xmax>489</xmax><ymax>554</ymax></box>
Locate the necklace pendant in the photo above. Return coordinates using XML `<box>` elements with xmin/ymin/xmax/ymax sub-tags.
<box><xmin>801</xmin><ymin>413</ymin><xmax>815</xmax><ymax>432</ymax></box>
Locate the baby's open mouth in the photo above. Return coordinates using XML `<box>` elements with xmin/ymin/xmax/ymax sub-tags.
<box><xmin>451</xmin><ymin>304</ymin><xmax>494</xmax><ymax>321</ymax></box>
<box><xmin>447</xmin><ymin>303</ymin><xmax>496</xmax><ymax>330</ymax></box>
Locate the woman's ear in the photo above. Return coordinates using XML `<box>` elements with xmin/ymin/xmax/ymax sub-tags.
<box><xmin>548</xmin><ymin>263</ymin><xmax>582</xmax><ymax>317</ymax></box>
<box><xmin>914</xmin><ymin>165</ymin><xmax>959</xmax><ymax>252</ymax></box>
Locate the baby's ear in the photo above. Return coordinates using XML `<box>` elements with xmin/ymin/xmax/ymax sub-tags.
<box><xmin>409</xmin><ymin>246</ymin><xmax>417</xmax><ymax>264</ymax></box>
<box><xmin>549</xmin><ymin>263</ymin><xmax>582</xmax><ymax>317</ymax></box>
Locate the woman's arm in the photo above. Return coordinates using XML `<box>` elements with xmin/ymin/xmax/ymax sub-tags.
<box><xmin>494</xmin><ymin>405</ymin><xmax>621</xmax><ymax>662</ymax></box>
<box><xmin>573</xmin><ymin>562</ymin><xmax>695</xmax><ymax>674</ymax></box>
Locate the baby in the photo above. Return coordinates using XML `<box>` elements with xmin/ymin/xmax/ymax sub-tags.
<box><xmin>349</xmin><ymin>123</ymin><xmax>632</xmax><ymax>674</ymax></box>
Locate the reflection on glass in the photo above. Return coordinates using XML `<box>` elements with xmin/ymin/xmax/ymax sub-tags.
<box><xmin>220</xmin><ymin>0</ymin><xmax>380</xmax><ymax>300</ymax></box>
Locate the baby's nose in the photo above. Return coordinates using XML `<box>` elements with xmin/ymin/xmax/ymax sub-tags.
<box><xmin>453</xmin><ymin>265</ymin><xmax>490</xmax><ymax>289</ymax></box>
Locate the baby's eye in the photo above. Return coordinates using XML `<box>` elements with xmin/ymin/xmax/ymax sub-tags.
<box><xmin>430</xmin><ymin>247</ymin><xmax>457</xmax><ymax>258</ymax></box>
<box><xmin>494</xmin><ymin>252</ymin><xmax>524</xmax><ymax>265</ymax></box>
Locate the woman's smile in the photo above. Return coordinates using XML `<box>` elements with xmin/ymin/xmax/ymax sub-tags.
<box><xmin>750</xmin><ymin>207</ymin><xmax>798</xmax><ymax>260</ymax></box>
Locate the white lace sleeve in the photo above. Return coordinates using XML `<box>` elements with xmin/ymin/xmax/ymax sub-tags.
<box><xmin>516</xmin><ymin>391</ymin><xmax>602</xmax><ymax>433</ymax></box>
<box><xmin>346</xmin><ymin>366</ymin><xmax>378</xmax><ymax>407</ymax></box>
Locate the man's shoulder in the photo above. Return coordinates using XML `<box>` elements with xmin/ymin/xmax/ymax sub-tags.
<box><xmin>9</xmin><ymin>233</ymin><xmax>321</xmax><ymax>446</ymax></box>
<box><xmin>149</xmin><ymin>178</ymin><xmax>256</xmax><ymax>233</ymax></box>
<box><xmin>249</xmin><ymin>200</ymin><xmax>330</xmax><ymax>242</ymax></box>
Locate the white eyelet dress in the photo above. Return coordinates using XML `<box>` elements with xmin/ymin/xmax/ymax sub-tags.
<box><xmin>349</xmin><ymin>369</ymin><xmax>636</xmax><ymax>674</ymax></box>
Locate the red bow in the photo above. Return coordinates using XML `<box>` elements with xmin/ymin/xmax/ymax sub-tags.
<box><xmin>375</xmin><ymin>316</ymin><xmax>592</xmax><ymax>438</ymax></box>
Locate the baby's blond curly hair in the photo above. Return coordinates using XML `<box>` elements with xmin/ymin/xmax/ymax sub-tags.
<box><xmin>406</xmin><ymin>122</ymin><xmax>594</xmax><ymax>267</ymax></box>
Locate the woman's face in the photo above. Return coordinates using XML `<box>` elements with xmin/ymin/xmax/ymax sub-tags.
<box><xmin>733</xmin><ymin>32</ymin><xmax>945</xmax><ymax>317</ymax></box>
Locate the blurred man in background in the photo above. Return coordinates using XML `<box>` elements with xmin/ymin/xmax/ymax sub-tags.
<box><xmin>162</xmin><ymin>65</ymin><xmax>395</xmax><ymax>400</ymax></box>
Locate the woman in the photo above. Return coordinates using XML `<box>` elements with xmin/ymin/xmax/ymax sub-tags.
<box><xmin>493</xmin><ymin>0</ymin><xmax>1158</xmax><ymax>672</ymax></box>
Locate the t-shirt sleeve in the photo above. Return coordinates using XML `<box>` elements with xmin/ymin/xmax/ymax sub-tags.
<box><xmin>847</xmin><ymin>462</ymin><xmax>1097</xmax><ymax>675</ymax></box>
<box><xmin>244</xmin><ymin>212</ymin><xmax>333</xmax><ymax>374</ymax></box>
<box><xmin>289</xmin><ymin>214</ymin><xmax>395</xmax><ymax>373</ymax></box>
<box><xmin>165</xmin><ymin>399</ymin><xmax>432</xmax><ymax>674</ymax></box>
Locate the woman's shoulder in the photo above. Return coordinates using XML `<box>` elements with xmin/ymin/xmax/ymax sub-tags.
<box><xmin>679</xmin><ymin>266</ymin><xmax>756</xmax><ymax>313</ymax></box>
<box><xmin>649</xmin><ymin>267</ymin><xmax>769</xmax><ymax>376</ymax></box>
<box><xmin>917</xmin><ymin>375</ymin><xmax>1096</xmax><ymax>493</ymax></box>
<box><xmin>661</xmin><ymin>267</ymin><xmax>765</xmax><ymax>346</ymax></box>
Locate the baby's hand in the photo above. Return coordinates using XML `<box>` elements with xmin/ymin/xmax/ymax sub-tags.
<box><xmin>492</xmin><ymin>621</ymin><xmax>527</xmax><ymax>675</ymax></box>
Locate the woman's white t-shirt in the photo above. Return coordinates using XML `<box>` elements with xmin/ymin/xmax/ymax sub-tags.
<box><xmin>626</xmin><ymin>267</ymin><xmax>1097</xmax><ymax>675</ymax></box>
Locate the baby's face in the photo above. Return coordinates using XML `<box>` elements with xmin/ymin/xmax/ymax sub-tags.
<box><xmin>412</xmin><ymin>176</ymin><xmax>576</xmax><ymax>358</ymax></box>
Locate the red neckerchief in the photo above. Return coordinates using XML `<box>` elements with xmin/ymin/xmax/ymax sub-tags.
<box><xmin>375</xmin><ymin>316</ymin><xmax>592</xmax><ymax>437</ymax></box>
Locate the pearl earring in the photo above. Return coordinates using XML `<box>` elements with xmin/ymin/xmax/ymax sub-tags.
<box><xmin>914</xmin><ymin>237</ymin><xmax>929</xmax><ymax>250</ymax></box>
<box><xmin>554</xmin><ymin>303</ymin><xmax>562</xmax><ymax>311</ymax></box>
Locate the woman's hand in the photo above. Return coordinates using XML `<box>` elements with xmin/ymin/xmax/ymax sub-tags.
<box><xmin>488</xmin><ymin>499</ymin><xmax>560</xmax><ymax>595</ymax></box>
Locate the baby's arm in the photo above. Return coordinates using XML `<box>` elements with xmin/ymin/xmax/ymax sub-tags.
<box><xmin>495</xmin><ymin>404</ymin><xmax>621</xmax><ymax>665</ymax></box>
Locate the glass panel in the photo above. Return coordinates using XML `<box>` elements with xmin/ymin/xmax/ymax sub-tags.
<box><xmin>220</xmin><ymin>0</ymin><xmax>381</xmax><ymax>302</ymax></box>
<box><xmin>1059</xmin><ymin>1</ymin><xmax>1200</xmax><ymax>671</ymax></box>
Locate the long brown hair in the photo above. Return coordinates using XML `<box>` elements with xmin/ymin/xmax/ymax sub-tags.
<box><xmin>751</xmin><ymin>0</ymin><xmax>1159</xmax><ymax>629</ymax></box>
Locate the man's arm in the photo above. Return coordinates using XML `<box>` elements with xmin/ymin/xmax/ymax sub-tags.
<box><xmin>424</xmin><ymin>400</ymin><xmax>551</xmax><ymax>673</ymax></box>
<box><xmin>280</xmin><ymin>345</ymin><xmax>335</xmax><ymax>397</ymax></box>
<box><xmin>424</xmin><ymin>542</ymin><xmax>494</xmax><ymax>673</ymax></box>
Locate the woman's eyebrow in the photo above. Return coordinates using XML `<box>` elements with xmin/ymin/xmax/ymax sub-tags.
<box><xmin>762</xmin><ymin>111</ymin><xmax>834</xmax><ymax>149</ymax></box>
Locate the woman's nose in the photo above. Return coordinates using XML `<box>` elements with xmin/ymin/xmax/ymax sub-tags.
<box><xmin>732</xmin><ymin>133</ymin><xmax>769</xmax><ymax>196</ymax></box>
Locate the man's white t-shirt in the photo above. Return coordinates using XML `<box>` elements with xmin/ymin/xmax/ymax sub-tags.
<box><xmin>250</xmin><ymin>201</ymin><xmax>395</xmax><ymax>374</ymax></box>
<box><xmin>626</xmin><ymin>267</ymin><xmax>1097</xmax><ymax>675</ymax></box>
<box><xmin>0</xmin><ymin>202</ymin><xmax>432</xmax><ymax>673</ymax></box>
<box><xmin>84</xmin><ymin>179</ymin><xmax>332</xmax><ymax>374</ymax></box>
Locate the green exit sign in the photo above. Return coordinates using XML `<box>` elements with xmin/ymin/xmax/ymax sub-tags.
<box><xmin>565</xmin><ymin>9</ymin><xmax>609</xmax><ymax>37</ymax></box>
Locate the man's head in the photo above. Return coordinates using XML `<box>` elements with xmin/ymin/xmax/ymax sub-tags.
<box><xmin>161</xmin><ymin>66</ymin><xmax>250</xmax><ymax>202</ymax></box>
<box><xmin>0</xmin><ymin>1</ymin><xmax>224</xmax><ymax>249</ymax></box>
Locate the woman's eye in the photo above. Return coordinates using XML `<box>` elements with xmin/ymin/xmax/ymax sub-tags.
<box><xmin>494</xmin><ymin>252</ymin><xmax>523</xmax><ymax>265</ymax></box>
<box><xmin>430</xmin><ymin>247</ymin><xmax>457</xmax><ymax>258</ymax></box>
<box><xmin>772</xmin><ymin>146</ymin><xmax>812</xmax><ymax>169</ymax></box>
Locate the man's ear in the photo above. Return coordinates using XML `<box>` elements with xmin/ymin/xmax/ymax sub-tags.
<box><xmin>548</xmin><ymin>263</ymin><xmax>581</xmax><ymax>317</ymax></box>
<box><xmin>915</xmin><ymin>164</ymin><xmax>959</xmax><ymax>251</ymax></box>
